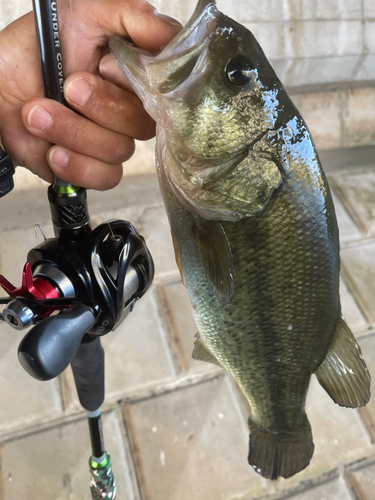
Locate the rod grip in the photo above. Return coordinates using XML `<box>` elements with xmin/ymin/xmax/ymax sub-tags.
<box><xmin>71</xmin><ymin>338</ymin><xmax>105</xmax><ymax>411</ymax></box>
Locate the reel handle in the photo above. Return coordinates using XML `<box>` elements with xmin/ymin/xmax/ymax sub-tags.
<box><xmin>18</xmin><ymin>303</ymin><xmax>96</xmax><ymax>381</ymax></box>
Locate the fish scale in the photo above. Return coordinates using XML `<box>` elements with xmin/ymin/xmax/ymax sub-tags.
<box><xmin>110</xmin><ymin>0</ymin><xmax>370</xmax><ymax>480</ymax></box>
<box><xmin>174</xmin><ymin>176</ymin><xmax>339</xmax><ymax>429</ymax></box>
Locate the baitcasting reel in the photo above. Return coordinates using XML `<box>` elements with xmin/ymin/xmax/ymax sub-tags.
<box><xmin>0</xmin><ymin>186</ymin><xmax>154</xmax><ymax>382</ymax></box>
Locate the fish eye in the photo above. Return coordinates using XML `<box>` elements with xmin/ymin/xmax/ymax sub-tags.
<box><xmin>225</xmin><ymin>55</ymin><xmax>254</xmax><ymax>87</ymax></box>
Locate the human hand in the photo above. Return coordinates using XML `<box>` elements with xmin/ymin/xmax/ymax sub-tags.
<box><xmin>0</xmin><ymin>0</ymin><xmax>181</xmax><ymax>189</ymax></box>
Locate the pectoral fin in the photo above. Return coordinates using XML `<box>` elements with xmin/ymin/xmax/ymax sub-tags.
<box><xmin>192</xmin><ymin>332</ymin><xmax>222</xmax><ymax>367</ymax></box>
<box><xmin>193</xmin><ymin>220</ymin><xmax>234</xmax><ymax>305</ymax></box>
<box><xmin>315</xmin><ymin>315</ymin><xmax>371</xmax><ymax>408</ymax></box>
<box><xmin>172</xmin><ymin>232</ymin><xmax>186</xmax><ymax>287</ymax></box>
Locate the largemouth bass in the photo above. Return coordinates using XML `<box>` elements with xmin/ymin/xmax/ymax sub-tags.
<box><xmin>110</xmin><ymin>0</ymin><xmax>371</xmax><ymax>480</ymax></box>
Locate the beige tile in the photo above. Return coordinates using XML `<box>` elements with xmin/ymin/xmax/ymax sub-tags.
<box><xmin>347</xmin><ymin>457</ymin><xmax>375</xmax><ymax>500</ymax></box>
<box><xmin>341</xmin><ymin>242</ymin><xmax>375</xmax><ymax>325</ymax></box>
<box><xmin>0</xmin><ymin>320</ymin><xmax>63</xmax><ymax>437</ymax></box>
<box><xmin>135</xmin><ymin>204</ymin><xmax>179</xmax><ymax>279</ymax></box>
<box><xmin>1</xmin><ymin>0</ymin><xmax>32</xmax><ymax>30</ymax></box>
<box><xmin>122</xmin><ymin>139</ymin><xmax>156</xmax><ymax>177</ymax></box>
<box><xmin>124</xmin><ymin>369</ymin><xmax>372</xmax><ymax>500</ymax></box>
<box><xmin>330</xmin><ymin>190</ymin><xmax>362</xmax><ymax>243</ymax></box>
<box><xmin>364</xmin><ymin>21</ymin><xmax>375</xmax><ymax>53</ymax></box>
<box><xmin>307</xmin><ymin>377</ymin><xmax>371</xmax><ymax>474</ymax></box>
<box><xmin>283</xmin><ymin>56</ymin><xmax>360</xmax><ymax>88</ymax></box>
<box><xmin>245</xmin><ymin>22</ymin><xmax>287</xmax><ymax>60</ymax></box>
<box><xmin>332</xmin><ymin>172</ymin><xmax>375</xmax><ymax>237</ymax></box>
<box><xmin>357</xmin><ymin>334</ymin><xmax>375</xmax><ymax>440</ymax></box>
<box><xmin>285</xmin><ymin>21</ymin><xmax>362</xmax><ymax>59</ymax></box>
<box><xmin>123</xmin><ymin>376</ymin><xmax>269</xmax><ymax>500</ymax></box>
<box><xmin>282</xmin><ymin>476</ymin><xmax>354</xmax><ymax>500</ymax></box>
<box><xmin>364</xmin><ymin>0</ymin><xmax>375</xmax><ymax>18</ymax></box>
<box><xmin>287</xmin><ymin>0</ymin><xmax>362</xmax><ymax>20</ymax></box>
<box><xmin>152</xmin><ymin>0</ymin><xmax>198</xmax><ymax>25</ymax></box>
<box><xmin>156</xmin><ymin>281</ymin><xmax>220</xmax><ymax>375</ymax></box>
<box><xmin>63</xmin><ymin>287</ymin><xmax>175</xmax><ymax>410</ymax></box>
<box><xmin>273</xmin><ymin>376</ymin><xmax>372</xmax><ymax>491</ymax></box>
<box><xmin>343</xmin><ymin>89</ymin><xmax>375</xmax><ymax>148</ymax></box>
<box><xmin>355</xmin><ymin>54</ymin><xmax>375</xmax><ymax>81</ymax></box>
<box><xmin>12</xmin><ymin>168</ymin><xmax>49</xmax><ymax>193</ymax></box>
<box><xmin>0</xmin><ymin>224</ymin><xmax>54</xmax><ymax>292</ymax></box>
<box><xmin>340</xmin><ymin>278</ymin><xmax>369</xmax><ymax>334</ymax></box>
<box><xmin>271</xmin><ymin>59</ymin><xmax>293</xmax><ymax>83</ymax></box>
<box><xmin>291</xmin><ymin>92</ymin><xmax>341</xmax><ymax>150</ymax></box>
<box><xmin>0</xmin><ymin>410</ymin><xmax>138</xmax><ymax>500</ymax></box>
<box><xmin>218</xmin><ymin>0</ymin><xmax>289</xmax><ymax>22</ymax></box>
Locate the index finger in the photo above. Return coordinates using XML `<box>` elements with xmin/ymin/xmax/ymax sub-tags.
<box><xmin>80</xmin><ymin>0</ymin><xmax>181</xmax><ymax>52</ymax></box>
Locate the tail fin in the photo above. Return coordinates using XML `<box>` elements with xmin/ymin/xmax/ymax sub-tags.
<box><xmin>248</xmin><ymin>416</ymin><xmax>314</xmax><ymax>480</ymax></box>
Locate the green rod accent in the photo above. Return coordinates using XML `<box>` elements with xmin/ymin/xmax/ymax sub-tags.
<box><xmin>51</xmin><ymin>183</ymin><xmax>80</xmax><ymax>194</ymax></box>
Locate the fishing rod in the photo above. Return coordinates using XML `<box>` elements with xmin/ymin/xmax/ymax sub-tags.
<box><xmin>0</xmin><ymin>1</ymin><xmax>154</xmax><ymax>498</ymax></box>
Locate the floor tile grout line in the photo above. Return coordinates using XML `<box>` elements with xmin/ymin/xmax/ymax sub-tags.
<box><xmin>343</xmin><ymin>454</ymin><xmax>375</xmax><ymax>500</ymax></box>
<box><xmin>120</xmin><ymin>370</ymin><xmax>225</xmax><ymax>406</ymax></box>
<box><xmin>150</xmin><ymin>286</ymin><xmax>180</xmax><ymax>378</ymax></box>
<box><xmin>225</xmin><ymin>376</ymin><xmax>251</xmax><ymax>438</ymax></box>
<box><xmin>0</xmin><ymin>370</ymin><xmax>225</xmax><ymax>444</ymax></box>
<box><xmin>341</xmin><ymin>264</ymin><xmax>374</xmax><ymax>327</ymax></box>
<box><xmin>355</xmin><ymin>328</ymin><xmax>375</xmax><ymax>340</ymax></box>
<box><xmin>114</xmin><ymin>401</ymin><xmax>142</xmax><ymax>500</ymax></box>
<box><xmin>358</xmin><ymin>405</ymin><xmax>375</xmax><ymax>446</ymax></box>
<box><xmin>327</xmin><ymin>166</ymin><xmax>375</xmax><ymax>178</ymax></box>
<box><xmin>253</xmin><ymin>468</ymin><xmax>341</xmax><ymax>500</ymax></box>
<box><xmin>341</xmin><ymin>237</ymin><xmax>375</xmax><ymax>250</ymax></box>
<box><xmin>121</xmin><ymin>402</ymin><xmax>147</xmax><ymax>500</ymax></box>
<box><xmin>329</xmin><ymin>178</ymin><xmax>369</xmax><ymax>235</ymax></box>
<box><xmin>0</xmin><ymin>408</ymin><xmax>106</xmax><ymax>445</ymax></box>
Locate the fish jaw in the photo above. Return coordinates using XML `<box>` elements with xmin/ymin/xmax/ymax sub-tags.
<box><xmin>109</xmin><ymin>0</ymin><xmax>219</xmax><ymax>123</ymax></box>
<box><xmin>110</xmin><ymin>0</ymin><xmax>287</xmax><ymax>221</ymax></box>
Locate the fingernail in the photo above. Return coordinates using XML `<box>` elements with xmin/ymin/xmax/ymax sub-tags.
<box><xmin>154</xmin><ymin>11</ymin><xmax>182</xmax><ymax>28</ymax></box>
<box><xmin>99</xmin><ymin>54</ymin><xmax>117</xmax><ymax>76</ymax></box>
<box><xmin>65</xmin><ymin>77</ymin><xmax>92</xmax><ymax>106</ymax></box>
<box><xmin>49</xmin><ymin>147</ymin><xmax>69</xmax><ymax>168</ymax></box>
<box><xmin>28</xmin><ymin>105</ymin><xmax>51</xmax><ymax>129</ymax></box>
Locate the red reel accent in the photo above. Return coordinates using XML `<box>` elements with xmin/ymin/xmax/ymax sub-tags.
<box><xmin>0</xmin><ymin>262</ymin><xmax>59</xmax><ymax>300</ymax></box>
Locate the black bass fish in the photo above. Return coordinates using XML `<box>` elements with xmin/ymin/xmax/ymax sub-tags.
<box><xmin>110</xmin><ymin>0</ymin><xmax>371</xmax><ymax>480</ymax></box>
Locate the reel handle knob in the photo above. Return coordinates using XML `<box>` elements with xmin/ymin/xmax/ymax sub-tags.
<box><xmin>18</xmin><ymin>303</ymin><xmax>96</xmax><ymax>381</ymax></box>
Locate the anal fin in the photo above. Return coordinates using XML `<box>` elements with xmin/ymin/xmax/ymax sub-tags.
<box><xmin>315</xmin><ymin>315</ymin><xmax>371</xmax><ymax>408</ymax></box>
<box><xmin>192</xmin><ymin>332</ymin><xmax>222</xmax><ymax>367</ymax></box>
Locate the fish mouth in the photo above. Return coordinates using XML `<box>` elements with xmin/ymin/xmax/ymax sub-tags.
<box><xmin>152</xmin><ymin>0</ymin><xmax>218</xmax><ymax>64</ymax></box>
<box><xmin>109</xmin><ymin>0</ymin><xmax>220</xmax><ymax>101</ymax></box>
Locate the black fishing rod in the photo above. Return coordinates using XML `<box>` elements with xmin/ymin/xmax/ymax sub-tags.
<box><xmin>33</xmin><ymin>0</ymin><xmax>90</xmax><ymax>238</ymax></box>
<box><xmin>0</xmin><ymin>1</ymin><xmax>154</xmax><ymax>498</ymax></box>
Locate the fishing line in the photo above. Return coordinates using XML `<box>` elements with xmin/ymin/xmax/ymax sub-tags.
<box><xmin>93</xmin><ymin>190</ymin><xmax>115</xmax><ymax>237</ymax></box>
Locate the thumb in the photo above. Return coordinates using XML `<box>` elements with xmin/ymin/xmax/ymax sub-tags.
<box><xmin>90</xmin><ymin>0</ymin><xmax>182</xmax><ymax>52</ymax></box>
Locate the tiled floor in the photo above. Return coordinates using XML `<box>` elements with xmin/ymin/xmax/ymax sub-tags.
<box><xmin>0</xmin><ymin>146</ymin><xmax>375</xmax><ymax>499</ymax></box>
